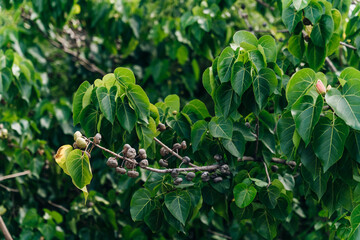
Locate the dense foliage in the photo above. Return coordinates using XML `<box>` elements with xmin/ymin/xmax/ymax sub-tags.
<box><xmin>1</xmin><ymin>0</ymin><xmax>360</xmax><ymax>239</ymax></box>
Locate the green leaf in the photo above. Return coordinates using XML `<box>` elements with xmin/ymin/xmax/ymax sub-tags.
<box><xmin>79</xmin><ymin>105</ymin><xmax>100</xmax><ymax>137</ymax></box>
<box><xmin>300</xmin><ymin>144</ymin><xmax>320</xmax><ymax>180</ymax></box>
<box><xmin>253</xmin><ymin>68</ymin><xmax>277</xmax><ymax>110</ymax></box>
<box><xmin>167</xmin><ymin>113</ymin><xmax>191</xmax><ymax>139</ymax></box>
<box><xmin>254</xmin><ymin>209</ymin><xmax>277</xmax><ymax>240</ymax></box>
<box><xmin>217</xmin><ymin>47</ymin><xmax>235</xmax><ymax>83</ymax></box>
<box><xmin>116</xmin><ymin>99</ymin><xmax>136</xmax><ymax>132</ymax></box>
<box><xmin>230</xmin><ymin>61</ymin><xmax>252</xmax><ymax>97</ymax></box>
<box><xmin>277</xmin><ymin>111</ymin><xmax>297</xmax><ymax>159</ymax></box>
<box><xmin>222</xmin><ymin>131</ymin><xmax>245</xmax><ymax>158</ymax></box>
<box><xmin>67</xmin><ymin>149</ymin><xmax>92</xmax><ymax>189</ymax></box>
<box><xmin>73</xmin><ymin>81</ymin><xmax>91</xmax><ymax>125</ymax></box>
<box><xmin>288</xmin><ymin>34</ymin><xmax>305</xmax><ymax>59</ymax></box>
<box><xmin>126</xmin><ymin>83</ymin><xmax>150</xmax><ymax>124</ymax></box>
<box><xmin>282</xmin><ymin>5</ymin><xmax>302</xmax><ymax>33</ymax></box>
<box><xmin>164</xmin><ymin>191</ymin><xmax>191</xmax><ymax>225</ymax></box>
<box><xmin>349</xmin><ymin>205</ymin><xmax>360</xmax><ymax>239</ymax></box>
<box><xmin>304</xmin><ymin>1</ymin><xmax>323</xmax><ymax>24</ymax></box>
<box><xmin>164</xmin><ymin>94</ymin><xmax>180</xmax><ymax>113</ymax></box>
<box><xmin>0</xmin><ymin>68</ymin><xmax>13</xmax><ymax>93</ymax></box>
<box><xmin>249</xmin><ymin>50</ymin><xmax>266</xmax><ymax>71</ymax></box>
<box><xmin>233</xmin><ymin>30</ymin><xmax>258</xmax><ymax>47</ymax></box>
<box><xmin>259</xmin><ymin>185</ymin><xmax>281</xmax><ymax>209</ymax></box>
<box><xmin>340</xmin><ymin>67</ymin><xmax>360</xmax><ymax>82</ymax></box>
<box><xmin>209</xmin><ymin>117</ymin><xmax>233</xmax><ymax>139</ymax></box>
<box><xmin>258</xmin><ymin>36</ymin><xmax>277</xmax><ymax>63</ymax></box>
<box><xmin>233</xmin><ymin>183</ymin><xmax>257</xmax><ymax>208</ymax></box>
<box><xmin>136</xmin><ymin>117</ymin><xmax>157</xmax><ymax>149</ymax></box>
<box><xmin>286</xmin><ymin>68</ymin><xmax>316</xmax><ymax>106</ymax></box>
<box><xmin>313</xmin><ymin>117</ymin><xmax>350</xmax><ymax>172</ymax></box>
<box><xmin>114</xmin><ymin>67</ymin><xmax>136</xmax><ymax>87</ymax></box>
<box><xmin>310</xmin><ymin>14</ymin><xmax>334</xmax><ymax>46</ymax></box>
<box><xmin>145</xmin><ymin>207</ymin><xmax>163</xmax><ymax>233</ymax></box>
<box><xmin>291</xmin><ymin>95</ymin><xmax>323</xmax><ymax>145</ymax></box>
<box><xmin>306</xmin><ymin>41</ymin><xmax>326</xmax><ymax>71</ymax></box>
<box><xmin>191</xmin><ymin>120</ymin><xmax>208</xmax><ymax>152</ymax></box>
<box><xmin>182</xmin><ymin>99</ymin><xmax>211</xmax><ymax>122</ymax></box>
<box><xmin>325</xmin><ymin>80</ymin><xmax>360</xmax><ymax>130</ymax></box>
<box><xmin>293</xmin><ymin>0</ymin><xmax>310</xmax><ymax>11</ymax></box>
<box><xmin>130</xmin><ymin>189</ymin><xmax>155</xmax><ymax>221</ymax></box>
<box><xmin>214</xmin><ymin>83</ymin><xmax>240</xmax><ymax>118</ymax></box>
<box><xmin>202</xmin><ymin>67</ymin><xmax>216</xmax><ymax>96</ymax></box>
<box><xmin>302</xmin><ymin>165</ymin><xmax>330</xmax><ymax>199</ymax></box>
<box><xmin>96</xmin><ymin>86</ymin><xmax>117</xmax><ymax>124</ymax></box>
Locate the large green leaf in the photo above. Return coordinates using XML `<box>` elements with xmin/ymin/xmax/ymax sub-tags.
<box><xmin>282</xmin><ymin>5</ymin><xmax>302</xmax><ymax>33</ymax></box>
<box><xmin>288</xmin><ymin>34</ymin><xmax>305</xmax><ymax>59</ymax></box>
<box><xmin>258</xmin><ymin>35</ymin><xmax>277</xmax><ymax>63</ymax></box>
<box><xmin>202</xmin><ymin>67</ymin><xmax>216</xmax><ymax>96</ymax></box>
<box><xmin>304</xmin><ymin>1</ymin><xmax>323</xmax><ymax>24</ymax></box>
<box><xmin>233</xmin><ymin>30</ymin><xmax>258</xmax><ymax>48</ymax></box>
<box><xmin>214</xmin><ymin>83</ymin><xmax>241</xmax><ymax>118</ymax></box>
<box><xmin>191</xmin><ymin>120</ymin><xmax>208</xmax><ymax>152</ymax></box>
<box><xmin>302</xmin><ymin>165</ymin><xmax>330</xmax><ymax>200</ymax></box>
<box><xmin>349</xmin><ymin>205</ymin><xmax>360</xmax><ymax>239</ymax></box>
<box><xmin>116</xmin><ymin>99</ymin><xmax>136</xmax><ymax>132</ymax></box>
<box><xmin>230</xmin><ymin>61</ymin><xmax>252</xmax><ymax>97</ymax></box>
<box><xmin>217</xmin><ymin>47</ymin><xmax>235</xmax><ymax>83</ymax></box>
<box><xmin>0</xmin><ymin>67</ymin><xmax>13</xmax><ymax>94</ymax></box>
<box><xmin>167</xmin><ymin>113</ymin><xmax>191</xmax><ymax>139</ymax></box>
<box><xmin>259</xmin><ymin>185</ymin><xmax>281</xmax><ymax>209</ymax></box>
<box><xmin>340</xmin><ymin>67</ymin><xmax>360</xmax><ymax>82</ymax></box>
<box><xmin>306</xmin><ymin>41</ymin><xmax>326</xmax><ymax>71</ymax></box>
<box><xmin>66</xmin><ymin>149</ymin><xmax>92</xmax><ymax>189</ymax></box>
<box><xmin>325</xmin><ymin>80</ymin><xmax>360</xmax><ymax>131</ymax></box>
<box><xmin>249</xmin><ymin>50</ymin><xmax>266</xmax><ymax>71</ymax></box>
<box><xmin>253</xmin><ymin>68</ymin><xmax>277</xmax><ymax>110</ymax></box>
<box><xmin>209</xmin><ymin>117</ymin><xmax>233</xmax><ymax>139</ymax></box>
<box><xmin>233</xmin><ymin>183</ymin><xmax>257</xmax><ymax>208</ymax></box>
<box><xmin>310</xmin><ymin>14</ymin><xmax>334</xmax><ymax>47</ymax></box>
<box><xmin>73</xmin><ymin>81</ymin><xmax>91</xmax><ymax>125</ymax></box>
<box><xmin>286</xmin><ymin>68</ymin><xmax>316</xmax><ymax>106</ymax></box>
<box><xmin>293</xmin><ymin>0</ymin><xmax>310</xmax><ymax>11</ymax></box>
<box><xmin>136</xmin><ymin>117</ymin><xmax>157</xmax><ymax>149</ymax></box>
<box><xmin>313</xmin><ymin>117</ymin><xmax>350</xmax><ymax>172</ymax></box>
<box><xmin>222</xmin><ymin>131</ymin><xmax>245</xmax><ymax>158</ymax></box>
<box><xmin>182</xmin><ymin>99</ymin><xmax>211</xmax><ymax>122</ymax></box>
<box><xmin>114</xmin><ymin>67</ymin><xmax>136</xmax><ymax>87</ymax></box>
<box><xmin>79</xmin><ymin>105</ymin><xmax>100</xmax><ymax>137</ymax></box>
<box><xmin>96</xmin><ymin>86</ymin><xmax>117</xmax><ymax>124</ymax></box>
<box><xmin>126</xmin><ymin>83</ymin><xmax>150</xmax><ymax>124</ymax></box>
<box><xmin>164</xmin><ymin>94</ymin><xmax>180</xmax><ymax>113</ymax></box>
<box><xmin>277</xmin><ymin>111</ymin><xmax>297</xmax><ymax>159</ymax></box>
<box><xmin>164</xmin><ymin>191</ymin><xmax>191</xmax><ymax>225</ymax></box>
<box><xmin>254</xmin><ymin>209</ymin><xmax>277</xmax><ymax>240</ymax></box>
<box><xmin>130</xmin><ymin>189</ymin><xmax>155</xmax><ymax>221</ymax></box>
<box><xmin>291</xmin><ymin>95</ymin><xmax>323</xmax><ymax>145</ymax></box>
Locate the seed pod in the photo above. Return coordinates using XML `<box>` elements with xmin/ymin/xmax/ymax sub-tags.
<box><xmin>1</xmin><ymin>128</ymin><xmax>8</xmax><ymax>137</ymax></box>
<box><xmin>157</xmin><ymin>123</ymin><xmax>166</xmax><ymax>132</ymax></box>
<box><xmin>171</xmin><ymin>169</ymin><xmax>179</xmax><ymax>178</ymax></box>
<box><xmin>182</xmin><ymin>156</ymin><xmax>191</xmax><ymax>164</ymax></box>
<box><xmin>74</xmin><ymin>131</ymin><xmax>82</xmax><ymax>141</ymax></box>
<box><xmin>127</xmin><ymin>170</ymin><xmax>139</xmax><ymax>178</ymax></box>
<box><xmin>140</xmin><ymin>153</ymin><xmax>147</xmax><ymax>159</ymax></box>
<box><xmin>160</xmin><ymin>147</ymin><xmax>169</xmax><ymax>157</ymax></box>
<box><xmin>220</xmin><ymin>164</ymin><xmax>229</xmax><ymax>174</ymax></box>
<box><xmin>241</xmin><ymin>3</ymin><xmax>245</xmax><ymax>9</ymax></box>
<box><xmin>288</xmin><ymin>161</ymin><xmax>297</xmax><ymax>168</ymax></box>
<box><xmin>211</xmin><ymin>173</ymin><xmax>218</xmax><ymax>179</ymax></box>
<box><xmin>262</xmin><ymin>22</ymin><xmax>267</xmax><ymax>27</ymax></box>
<box><xmin>271</xmin><ymin>165</ymin><xmax>279</xmax><ymax>172</ymax></box>
<box><xmin>123</xmin><ymin>144</ymin><xmax>131</xmax><ymax>152</ymax></box>
<box><xmin>76</xmin><ymin>137</ymin><xmax>87</xmax><ymax>149</ymax></box>
<box><xmin>126</xmin><ymin>148</ymin><xmax>137</xmax><ymax>159</ymax></box>
<box><xmin>186</xmin><ymin>172</ymin><xmax>195</xmax><ymax>181</ymax></box>
<box><xmin>138</xmin><ymin>149</ymin><xmax>146</xmax><ymax>155</ymax></box>
<box><xmin>93</xmin><ymin>133</ymin><xmax>102</xmax><ymax>144</ymax></box>
<box><xmin>174</xmin><ymin>177</ymin><xmax>183</xmax><ymax>185</ymax></box>
<box><xmin>173</xmin><ymin>143</ymin><xmax>181</xmax><ymax>150</ymax></box>
<box><xmin>245</xmin><ymin>122</ymin><xmax>251</xmax><ymax>128</ymax></box>
<box><xmin>159</xmin><ymin>159</ymin><xmax>168</xmax><ymax>167</ymax></box>
<box><xmin>181</xmin><ymin>141</ymin><xmax>187</xmax><ymax>150</ymax></box>
<box><xmin>139</xmin><ymin>159</ymin><xmax>149</xmax><ymax>168</ymax></box>
<box><xmin>213</xmin><ymin>177</ymin><xmax>223</xmax><ymax>183</ymax></box>
<box><xmin>172</xmin><ymin>110</ymin><xmax>178</xmax><ymax>115</ymax></box>
<box><xmin>125</xmin><ymin>160</ymin><xmax>136</xmax><ymax>169</ymax></box>
<box><xmin>214</xmin><ymin>154</ymin><xmax>223</xmax><ymax>162</ymax></box>
<box><xmin>201</xmin><ymin>172</ymin><xmax>210</xmax><ymax>182</ymax></box>
<box><xmin>116</xmin><ymin>167</ymin><xmax>126</xmax><ymax>174</ymax></box>
<box><xmin>248</xmin><ymin>26</ymin><xmax>253</xmax><ymax>31</ymax></box>
<box><xmin>106</xmin><ymin>157</ymin><xmax>118</xmax><ymax>168</ymax></box>
<box><xmin>73</xmin><ymin>142</ymin><xmax>78</xmax><ymax>149</ymax></box>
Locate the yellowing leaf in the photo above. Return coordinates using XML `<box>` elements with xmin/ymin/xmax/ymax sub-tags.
<box><xmin>54</xmin><ymin>145</ymin><xmax>73</xmax><ymax>175</ymax></box>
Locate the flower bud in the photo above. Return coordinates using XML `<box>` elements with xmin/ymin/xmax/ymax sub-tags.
<box><xmin>74</xmin><ymin>131</ymin><xmax>82</xmax><ymax>141</ymax></box>
<box><xmin>326</xmin><ymin>85</ymin><xmax>332</xmax><ymax>92</ymax></box>
<box><xmin>316</xmin><ymin>80</ymin><xmax>326</xmax><ymax>95</ymax></box>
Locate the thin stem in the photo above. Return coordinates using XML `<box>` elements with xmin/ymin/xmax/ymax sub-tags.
<box><xmin>153</xmin><ymin>137</ymin><xmax>183</xmax><ymax>161</ymax></box>
<box><xmin>0</xmin><ymin>216</ymin><xmax>13</xmax><ymax>240</ymax></box>
<box><xmin>48</xmin><ymin>201</ymin><xmax>69</xmax><ymax>213</ymax></box>
<box><xmin>240</xmin><ymin>156</ymin><xmax>297</xmax><ymax>168</ymax></box>
<box><xmin>263</xmin><ymin>161</ymin><xmax>272</xmax><ymax>187</ymax></box>
<box><xmin>0</xmin><ymin>184</ymin><xmax>19</xmax><ymax>193</ymax></box>
<box><xmin>143</xmin><ymin>165</ymin><xmax>219</xmax><ymax>173</ymax></box>
<box><xmin>0</xmin><ymin>170</ymin><xmax>31</xmax><ymax>182</ymax></box>
<box><xmin>340</xmin><ymin>41</ymin><xmax>357</xmax><ymax>50</ymax></box>
<box><xmin>325</xmin><ymin>57</ymin><xmax>338</xmax><ymax>73</ymax></box>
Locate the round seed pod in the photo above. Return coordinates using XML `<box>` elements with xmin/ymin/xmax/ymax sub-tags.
<box><xmin>171</xmin><ymin>169</ymin><xmax>179</xmax><ymax>178</ymax></box>
<box><xmin>288</xmin><ymin>161</ymin><xmax>297</xmax><ymax>168</ymax></box>
<box><xmin>76</xmin><ymin>137</ymin><xmax>87</xmax><ymax>149</ymax></box>
<box><xmin>182</xmin><ymin>156</ymin><xmax>191</xmax><ymax>164</ymax></box>
<box><xmin>139</xmin><ymin>159</ymin><xmax>149</xmax><ymax>168</ymax></box>
<box><xmin>248</xmin><ymin>26</ymin><xmax>253</xmax><ymax>31</ymax></box>
<box><xmin>201</xmin><ymin>172</ymin><xmax>210</xmax><ymax>182</ymax></box>
<box><xmin>241</xmin><ymin>3</ymin><xmax>245</xmax><ymax>9</ymax></box>
<box><xmin>93</xmin><ymin>133</ymin><xmax>102</xmax><ymax>144</ymax></box>
<box><xmin>214</xmin><ymin>154</ymin><xmax>223</xmax><ymax>162</ymax></box>
<box><xmin>116</xmin><ymin>167</ymin><xmax>126</xmax><ymax>174</ymax></box>
<box><xmin>123</xmin><ymin>144</ymin><xmax>131</xmax><ymax>152</ymax></box>
<box><xmin>172</xmin><ymin>110</ymin><xmax>178</xmax><ymax>115</ymax></box>
<box><xmin>125</xmin><ymin>160</ymin><xmax>136</xmax><ymax>169</ymax></box>
<box><xmin>127</xmin><ymin>170</ymin><xmax>139</xmax><ymax>178</ymax></box>
<box><xmin>126</xmin><ymin>148</ymin><xmax>137</xmax><ymax>159</ymax></box>
<box><xmin>159</xmin><ymin>159</ymin><xmax>168</xmax><ymax>167</ymax></box>
<box><xmin>73</xmin><ymin>142</ymin><xmax>79</xmax><ymax>149</ymax></box>
<box><xmin>138</xmin><ymin>149</ymin><xmax>146</xmax><ymax>156</ymax></box>
<box><xmin>271</xmin><ymin>165</ymin><xmax>279</xmax><ymax>172</ymax></box>
<box><xmin>181</xmin><ymin>141</ymin><xmax>187</xmax><ymax>150</ymax></box>
<box><xmin>160</xmin><ymin>147</ymin><xmax>169</xmax><ymax>157</ymax></box>
<box><xmin>262</xmin><ymin>22</ymin><xmax>267</xmax><ymax>27</ymax></box>
<box><xmin>157</xmin><ymin>123</ymin><xmax>166</xmax><ymax>132</ymax></box>
<box><xmin>74</xmin><ymin>131</ymin><xmax>82</xmax><ymax>141</ymax></box>
<box><xmin>213</xmin><ymin>177</ymin><xmax>223</xmax><ymax>183</ymax></box>
<box><xmin>220</xmin><ymin>164</ymin><xmax>229</xmax><ymax>174</ymax></box>
<box><xmin>186</xmin><ymin>172</ymin><xmax>195</xmax><ymax>181</ymax></box>
<box><xmin>106</xmin><ymin>157</ymin><xmax>118</xmax><ymax>168</ymax></box>
<box><xmin>173</xmin><ymin>143</ymin><xmax>181</xmax><ymax>150</ymax></box>
<box><xmin>140</xmin><ymin>153</ymin><xmax>147</xmax><ymax>160</ymax></box>
<box><xmin>174</xmin><ymin>177</ymin><xmax>183</xmax><ymax>185</ymax></box>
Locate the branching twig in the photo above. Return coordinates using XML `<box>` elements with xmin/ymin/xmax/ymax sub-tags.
<box><xmin>0</xmin><ymin>170</ymin><xmax>31</xmax><ymax>182</ymax></box>
<box><xmin>48</xmin><ymin>201</ymin><xmax>69</xmax><ymax>213</ymax></box>
<box><xmin>0</xmin><ymin>184</ymin><xmax>19</xmax><ymax>193</ymax></box>
<box><xmin>340</xmin><ymin>41</ymin><xmax>357</xmax><ymax>50</ymax></box>
<box><xmin>0</xmin><ymin>216</ymin><xmax>13</xmax><ymax>240</ymax></box>
<box><xmin>325</xmin><ymin>57</ymin><xmax>338</xmax><ymax>73</ymax></box>
<box><xmin>240</xmin><ymin>156</ymin><xmax>297</xmax><ymax>168</ymax></box>
<box><xmin>262</xmin><ymin>161</ymin><xmax>272</xmax><ymax>187</ymax></box>
<box><xmin>144</xmin><ymin>165</ymin><xmax>219</xmax><ymax>173</ymax></box>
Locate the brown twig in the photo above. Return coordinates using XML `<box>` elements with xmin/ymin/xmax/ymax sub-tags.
<box><xmin>0</xmin><ymin>184</ymin><xmax>19</xmax><ymax>193</ymax></box>
<box><xmin>0</xmin><ymin>216</ymin><xmax>13</xmax><ymax>240</ymax></box>
<box><xmin>262</xmin><ymin>161</ymin><xmax>272</xmax><ymax>187</ymax></box>
<box><xmin>48</xmin><ymin>201</ymin><xmax>69</xmax><ymax>213</ymax></box>
<box><xmin>0</xmin><ymin>170</ymin><xmax>31</xmax><ymax>182</ymax></box>
<box><xmin>325</xmin><ymin>57</ymin><xmax>338</xmax><ymax>72</ymax></box>
<box><xmin>340</xmin><ymin>41</ymin><xmax>357</xmax><ymax>50</ymax></box>
<box><xmin>144</xmin><ymin>165</ymin><xmax>219</xmax><ymax>173</ymax></box>
<box><xmin>240</xmin><ymin>156</ymin><xmax>297</xmax><ymax>168</ymax></box>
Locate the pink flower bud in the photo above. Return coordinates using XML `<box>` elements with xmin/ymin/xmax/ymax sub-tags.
<box><xmin>316</xmin><ymin>80</ymin><xmax>326</xmax><ymax>95</ymax></box>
